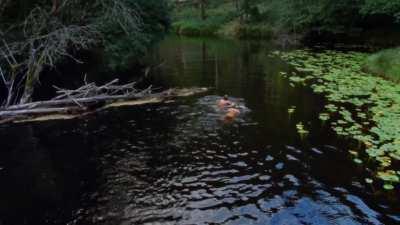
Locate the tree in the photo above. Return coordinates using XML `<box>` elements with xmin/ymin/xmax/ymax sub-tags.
<box><xmin>240</xmin><ymin>0</ymin><xmax>259</xmax><ymax>23</ymax></box>
<box><xmin>234</xmin><ymin>0</ymin><xmax>240</xmax><ymax>12</ymax></box>
<box><xmin>361</xmin><ymin>0</ymin><xmax>400</xmax><ymax>21</ymax></box>
<box><xmin>0</xmin><ymin>0</ymin><xmax>169</xmax><ymax>106</ymax></box>
<box><xmin>199</xmin><ymin>0</ymin><xmax>207</xmax><ymax>20</ymax></box>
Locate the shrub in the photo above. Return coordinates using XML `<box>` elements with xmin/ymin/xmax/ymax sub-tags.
<box><xmin>233</xmin><ymin>23</ymin><xmax>274</xmax><ymax>39</ymax></box>
<box><xmin>363</xmin><ymin>47</ymin><xmax>400</xmax><ymax>82</ymax></box>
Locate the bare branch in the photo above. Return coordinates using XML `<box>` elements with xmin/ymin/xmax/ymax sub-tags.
<box><xmin>0</xmin><ymin>0</ymin><xmax>146</xmax><ymax>106</ymax></box>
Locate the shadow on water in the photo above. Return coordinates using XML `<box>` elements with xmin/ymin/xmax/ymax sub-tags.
<box><xmin>0</xmin><ymin>122</ymin><xmax>97</xmax><ymax>225</ymax></box>
<box><xmin>0</xmin><ymin>35</ymin><xmax>399</xmax><ymax>225</ymax></box>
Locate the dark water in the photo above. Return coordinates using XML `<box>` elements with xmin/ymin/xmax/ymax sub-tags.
<box><xmin>0</xmin><ymin>36</ymin><xmax>399</xmax><ymax>225</ymax></box>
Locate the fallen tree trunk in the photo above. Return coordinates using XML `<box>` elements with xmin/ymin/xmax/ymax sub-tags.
<box><xmin>5</xmin><ymin>93</ymin><xmax>144</xmax><ymax>111</ymax></box>
<box><xmin>0</xmin><ymin>84</ymin><xmax>209</xmax><ymax>124</ymax></box>
<box><xmin>4</xmin><ymin>79</ymin><xmax>149</xmax><ymax>111</ymax></box>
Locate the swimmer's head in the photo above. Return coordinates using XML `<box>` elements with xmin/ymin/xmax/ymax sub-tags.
<box><xmin>223</xmin><ymin>95</ymin><xmax>229</xmax><ymax>100</ymax></box>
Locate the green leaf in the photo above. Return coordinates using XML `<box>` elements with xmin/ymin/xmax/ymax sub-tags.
<box><xmin>383</xmin><ymin>184</ymin><xmax>394</xmax><ymax>190</ymax></box>
<box><xmin>378</xmin><ymin>171</ymin><xmax>400</xmax><ymax>183</ymax></box>
<box><xmin>353</xmin><ymin>158</ymin><xmax>363</xmax><ymax>164</ymax></box>
<box><xmin>365</xmin><ymin>178</ymin><xmax>373</xmax><ymax>184</ymax></box>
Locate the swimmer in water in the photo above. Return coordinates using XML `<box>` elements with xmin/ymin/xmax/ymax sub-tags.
<box><xmin>217</xmin><ymin>95</ymin><xmax>241</xmax><ymax>122</ymax></box>
<box><xmin>218</xmin><ymin>95</ymin><xmax>234</xmax><ymax>108</ymax></box>
<box><xmin>222</xmin><ymin>97</ymin><xmax>241</xmax><ymax>122</ymax></box>
<box><xmin>226</xmin><ymin>107</ymin><xmax>240</xmax><ymax>118</ymax></box>
<box><xmin>223</xmin><ymin>106</ymin><xmax>241</xmax><ymax>123</ymax></box>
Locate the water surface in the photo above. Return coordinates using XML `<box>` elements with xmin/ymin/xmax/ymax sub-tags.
<box><xmin>0</xmin><ymin>36</ymin><xmax>398</xmax><ymax>225</ymax></box>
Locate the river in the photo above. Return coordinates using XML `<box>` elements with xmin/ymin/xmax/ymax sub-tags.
<box><xmin>0</xmin><ymin>35</ymin><xmax>398</xmax><ymax>225</ymax></box>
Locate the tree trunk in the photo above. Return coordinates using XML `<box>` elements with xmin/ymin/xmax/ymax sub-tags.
<box><xmin>20</xmin><ymin>72</ymin><xmax>36</xmax><ymax>104</ymax></box>
<box><xmin>199</xmin><ymin>0</ymin><xmax>206</xmax><ymax>20</ymax></box>
<box><xmin>20</xmin><ymin>82</ymin><xmax>35</xmax><ymax>105</ymax></box>
<box><xmin>0</xmin><ymin>87</ymin><xmax>209</xmax><ymax>122</ymax></box>
<box><xmin>51</xmin><ymin>0</ymin><xmax>60</xmax><ymax>15</ymax></box>
<box><xmin>5</xmin><ymin>78</ymin><xmax>15</xmax><ymax>107</ymax></box>
<box><xmin>20</xmin><ymin>61</ymin><xmax>42</xmax><ymax>104</ymax></box>
<box><xmin>0</xmin><ymin>0</ymin><xmax>11</xmax><ymax>15</ymax></box>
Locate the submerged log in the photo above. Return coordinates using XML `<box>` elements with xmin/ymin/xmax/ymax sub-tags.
<box><xmin>5</xmin><ymin>94</ymin><xmax>139</xmax><ymax>111</ymax></box>
<box><xmin>0</xmin><ymin>107</ymin><xmax>86</xmax><ymax>118</ymax></box>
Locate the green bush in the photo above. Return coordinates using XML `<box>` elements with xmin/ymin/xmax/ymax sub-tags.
<box><xmin>102</xmin><ymin>0</ymin><xmax>170</xmax><ymax>69</ymax></box>
<box><xmin>225</xmin><ymin>22</ymin><xmax>274</xmax><ymax>39</ymax></box>
<box><xmin>172</xmin><ymin>2</ymin><xmax>237</xmax><ymax>36</ymax></box>
<box><xmin>171</xmin><ymin>0</ymin><xmax>400</xmax><ymax>39</ymax></box>
<box><xmin>363</xmin><ymin>47</ymin><xmax>400</xmax><ymax>82</ymax></box>
<box><xmin>172</xmin><ymin>20</ymin><xmax>218</xmax><ymax>36</ymax></box>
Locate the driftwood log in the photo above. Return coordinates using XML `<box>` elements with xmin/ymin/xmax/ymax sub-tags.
<box><xmin>0</xmin><ymin>79</ymin><xmax>209</xmax><ymax>123</ymax></box>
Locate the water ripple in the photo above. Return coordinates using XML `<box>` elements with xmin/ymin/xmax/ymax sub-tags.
<box><xmin>75</xmin><ymin>95</ymin><xmax>398</xmax><ymax>225</ymax></box>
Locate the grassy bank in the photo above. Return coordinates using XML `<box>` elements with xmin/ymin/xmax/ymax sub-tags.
<box><xmin>172</xmin><ymin>1</ymin><xmax>233</xmax><ymax>36</ymax></box>
<box><xmin>276</xmin><ymin>50</ymin><xmax>400</xmax><ymax>191</ymax></box>
<box><xmin>172</xmin><ymin>1</ymin><xmax>276</xmax><ymax>39</ymax></box>
<box><xmin>172</xmin><ymin>0</ymin><xmax>400</xmax><ymax>47</ymax></box>
<box><xmin>363</xmin><ymin>47</ymin><xmax>400</xmax><ymax>83</ymax></box>
<box><xmin>172</xmin><ymin>19</ymin><xmax>218</xmax><ymax>36</ymax></box>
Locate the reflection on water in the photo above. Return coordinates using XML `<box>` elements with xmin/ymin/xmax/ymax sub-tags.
<box><xmin>0</xmin><ymin>36</ymin><xmax>399</xmax><ymax>225</ymax></box>
<box><xmin>0</xmin><ymin>122</ymin><xmax>96</xmax><ymax>225</ymax></box>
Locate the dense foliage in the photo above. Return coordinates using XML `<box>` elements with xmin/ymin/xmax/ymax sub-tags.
<box><xmin>363</xmin><ymin>48</ymin><xmax>400</xmax><ymax>83</ymax></box>
<box><xmin>101</xmin><ymin>0</ymin><xmax>170</xmax><ymax>69</ymax></box>
<box><xmin>0</xmin><ymin>0</ymin><xmax>169</xmax><ymax>105</ymax></box>
<box><xmin>264</xmin><ymin>0</ymin><xmax>400</xmax><ymax>31</ymax></box>
<box><xmin>1</xmin><ymin>0</ymin><xmax>169</xmax><ymax>68</ymax></box>
<box><xmin>361</xmin><ymin>0</ymin><xmax>400</xmax><ymax>21</ymax></box>
<box><xmin>172</xmin><ymin>0</ymin><xmax>400</xmax><ymax>37</ymax></box>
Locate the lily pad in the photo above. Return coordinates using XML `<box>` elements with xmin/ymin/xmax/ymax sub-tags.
<box><xmin>365</xmin><ymin>178</ymin><xmax>373</xmax><ymax>184</ymax></box>
<box><xmin>383</xmin><ymin>184</ymin><xmax>394</xmax><ymax>190</ymax></box>
<box><xmin>279</xmin><ymin>49</ymin><xmax>400</xmax><ymax>189</ymax></box>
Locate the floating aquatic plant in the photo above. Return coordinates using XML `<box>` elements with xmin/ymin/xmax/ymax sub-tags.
<box><xmin>276</xmin><ymin>49</ymin><xmax>400</xmax><ymax>190</ymax></box>
<box><xmin>296</xmin><ymin>122</ymin><xmax>309</xmax><ymax>138</ymax></box>
<box><xmin>349</xmin><ymin>150</ymin><xmax>358</xmax><ymax>156</ymax></box>
<box><xmin>319</xmin><ymin>113</ymin><xmax>330</xmax><ymax>124</ymax></box>
<box><xmin>365</xmin><ymin>178</ymin><xmax>374</xmax><ymax>184</ymax></box>
<box><xmin>384</xmin><ymin>184</ymin><xmax>394</xmax><ymax>190</ymax></box>
<box><xmin>353</xmin><ymin>158</ymin><xmax>363</xmax><ymax>164</ymax></box>
<box><xmin>378</xmin><ymin>170</ymin><xmax>400</xmax><ymax>183</ymax></box>
<box><xmin>325</xmin><ymin>104</ymin><xmax>338</xmax><ymax>113</ymax></box>
<box><xmin>279</xmin><ymin>71</ymin><xmax>288</xmax><ymax>78</ymax></box>
<box><xmin>288</xmin><ymin>106</ymin><xmax>296</xmax><ymax>115</ymax></box>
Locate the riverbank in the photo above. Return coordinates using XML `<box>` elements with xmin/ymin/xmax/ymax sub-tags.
<box><xmin>276</xmin><ymin>49</ymin><xmax>400</xmax><ymax>190</ymax></box>
<box><xmin>363</xmin><ymin>47</ymin><xmax>400</xmax><ymax>83</ymax></box>
<box><xmin>172</xmin><ymin>19</ymin><xmax>275</xmax><ymax>39</ymax></box>
<box><xmin>172</xmin><ymin>1</ymin><xmax>400</xmax><ymax>48</ymax></box>
<box><xmin>171</xmin><ymin>1</ymin><xmax>288</xmax><ymax>40</ymax></box>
